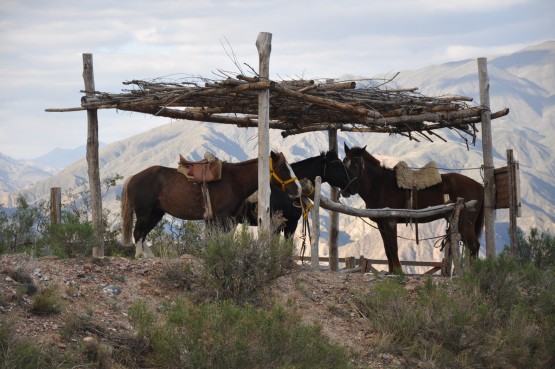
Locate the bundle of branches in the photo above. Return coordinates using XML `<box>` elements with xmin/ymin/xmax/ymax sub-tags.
<box><xmin>70</xmin><ymin>74</ymin><xmax>509</xmax><ymax>142</ymax></box>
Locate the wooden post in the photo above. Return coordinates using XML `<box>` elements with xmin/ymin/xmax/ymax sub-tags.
<box><xmin>449</xmin><ymin>198</ymin><xmax>464</xmax><ymax>276</ymax></box>
<box><xmin>507</xmin><ymin>149</ymin><xmax>518</xmax><ymax>255</ymax></box>
<box><xmin>478</xmin><ymin>57</ymin><xmax>496</xmax><ymax>258</ymax></box>
<box><xmin>50</xmin><ymin>187</ymin><xmax>61</xmax><ymax>225</ymax></box>
<box><xmin>256</xmin><ymin>32</ymin><xmax>272</xmax><ymax>237</ymax></box>
<box><xmin>82</xmin><ymin>53</ymin><xmax>104</xmax><ymax>257</ymax></box>
<box><xmin>310</xmin><ymin>176</ymin><xmax>322</xmax><ymax>271</ymax></box>
<box><xmin>328</xmin><ymin>128</ymin><xmax>339</xmax><ymax>271</ymax></box>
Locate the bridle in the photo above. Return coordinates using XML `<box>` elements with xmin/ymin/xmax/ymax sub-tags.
<box><xmin>325</xmin><ymin>158</ymin><xmax>359</xmax><ymax>194</ymax></box>
<box><xmin>269</xmin><ymin>156</ymin><xmax>299</xmax><ymax>192</ymax></box>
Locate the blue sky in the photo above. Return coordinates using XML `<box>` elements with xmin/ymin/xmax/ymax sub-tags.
<box><xmin>1</xmin><ymin>0</ymin><xmax>553</xmax><ymax>159</ymax></box>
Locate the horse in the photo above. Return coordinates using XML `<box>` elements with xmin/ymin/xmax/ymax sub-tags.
<box><xmin>121</xmin><ymin>151</ymin><xmax>302</xmax><ymax>258</ymax></box>
<box><xmin>343</xmin><ymin>143</ymin><xmax>484</xmax><ymax>274</ymax></box>
<box><xmin>240</xmin><ymin>151</ymin><xmax>360</xmax><ymax>237</ymax></box>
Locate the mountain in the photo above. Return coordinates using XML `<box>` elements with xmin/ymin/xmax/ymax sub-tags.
<box><xmin>31</xmin><ymin>143</ymin><xmax>106</xmax><ymax>170</ymax></box>
<box><xmin>0</xmin><ymin>153</ymin><xmax>56</xmax><ymax>205</ymax></box>
<box><xmin>5</xmin><ymin>41</ymin><xmax>555</xmax><ymax>273</ymax></box>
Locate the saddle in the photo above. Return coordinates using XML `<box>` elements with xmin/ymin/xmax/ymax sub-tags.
<box><xmin>394</xmin><ymin>160</ymin><xmax>441</xmax><ymax>190</ymax></box>
<box><xmin>177</xmin><ymin>152</ymin><xmax>222</xmax><ymax>183</ymax></box>
<box><xmin>177</xmin><ymin>152</ymin><xmax>223</xmax><ymax>221</ymax></box>
<box><xmin>394</xmin><ymin>160</ymin><xmax>442</xmax><ymax>245</ymax></box>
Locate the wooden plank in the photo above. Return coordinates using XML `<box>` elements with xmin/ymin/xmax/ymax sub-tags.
<box><xmin>478</xmin><ymin>57</ymin><xmax>496</xmax><ymax>258</ymax></box>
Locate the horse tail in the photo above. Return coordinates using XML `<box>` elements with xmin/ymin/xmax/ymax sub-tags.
<box><xmin>121</xmin><ymin>176</ymin><xmax>134</xmax><ymax>245</ymax></box>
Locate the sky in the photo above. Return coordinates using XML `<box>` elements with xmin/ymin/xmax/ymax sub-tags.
<box><xmin>1</xmin><ymin>0</ymin><xmax>553</xmax><ymax>160</ymax></box>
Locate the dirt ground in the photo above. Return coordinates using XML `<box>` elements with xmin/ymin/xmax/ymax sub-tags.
<box><xmin>0</xmin><ymin>253</ymin><xmax>428</xmax><ymax>368</ymax></box>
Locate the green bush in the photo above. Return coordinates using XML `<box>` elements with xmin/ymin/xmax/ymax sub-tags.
<box><xmin>200</xmin><ymin>224</ymin><xmax>294</xmax><ymax>302</ymax></box>
<box><xmin>354</xmin><ymin>256</ymin><xmax>555</xmax><ymax>368</ymax></box>
<box><xmin>128</xmin><ymin>299</ymin><xmax>354</xmax><ymax>369</ymax></box>
<box><xmin>0</xmin><ymin>319</ymin><xmax>55</xmax><ymax>369</ymax></box>
<box><xmin>506</xmin><ymin>227</ymin><xmax>555</xmax><ymax>269</ymax></box>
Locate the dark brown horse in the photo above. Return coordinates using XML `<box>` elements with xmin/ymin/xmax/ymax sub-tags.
<box><xmin>343</xmin><ymin>144</ymin><xmax>484</xmax><ymax>274</ymax></box>
<box><xmin>121</xmin><ymin>151</ymin><xmax>301</xmax><ymax>258</ymax></box>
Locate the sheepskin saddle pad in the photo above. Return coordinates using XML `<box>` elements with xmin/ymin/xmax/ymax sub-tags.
<box><xmin>394</xmin><ymin>160</ymin><xmax>441</xmax><ymax>190</ymax></box>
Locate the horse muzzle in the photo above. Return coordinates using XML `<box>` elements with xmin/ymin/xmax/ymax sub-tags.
<box><xmin>340</xmin><ymin>177</ymin><xmax>360</xmax><ymax>198</ymax></box>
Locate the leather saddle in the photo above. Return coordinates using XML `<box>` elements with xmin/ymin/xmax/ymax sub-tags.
<box><xmin>177</xmin><ymin>152</ymin><xmax>222</xmax><ymax>183</ymax></box>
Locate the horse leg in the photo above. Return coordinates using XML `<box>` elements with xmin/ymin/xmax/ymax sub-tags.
<box><xmin>133</xmin><ymin>209</ymin><xmax>164</xmax><ymax>258</ymax></box>
<box><xmin>378</xmin><ymin>220</ymin><xmax>402</xmax><ymax>274</ymax></box>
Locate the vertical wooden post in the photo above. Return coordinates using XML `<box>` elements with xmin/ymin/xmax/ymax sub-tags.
<box><xmin>449</xmin><ymin>198</ymin><xmax>464</xmax><ymax>276</ymax></box>
<box><xmin>507</xmin><ymin>149</ymin><xmax>518</xmax><ymax>255</ymax></box>
<box><xmin>82</xmin><ymin>53</ymin><xmax>104</xmax><ymax>257</ymax></box>
<box><xmin>256</xmin><ymin>32</ymin><xmax>272</xmax><ymax>237</ymax></box>
<box><xmin>50</xmin><ymin>187</ymin><xmax>61</xmax><ymax>225</ymax></box>
<box><xmin>328</xmin><ymin>128</ymin><xmax>339</xmax><ymax>271</ymax></box>
<box><xmin>478</xmin><ymin>57</ymin><xmax>496</xmax><ymax>258</ymax></box>
<box><xmin>310</xmin><ymin>176</ymin><xmax>322</xmax><ymax>271</ymax></box>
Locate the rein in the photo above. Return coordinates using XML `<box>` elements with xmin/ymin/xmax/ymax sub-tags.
<box><xmin>269</xmin><ymin>157</ymin><xmax>298</xmax><ymax>192</ymax></box>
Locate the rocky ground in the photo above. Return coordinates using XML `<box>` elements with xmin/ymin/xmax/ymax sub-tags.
<box><xmin>0</xmin><ymin>253</ymin><xmax>429</xmax><ymax>368</ymax></box>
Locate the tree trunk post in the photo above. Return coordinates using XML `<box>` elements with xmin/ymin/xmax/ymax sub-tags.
<box><xmin>50</xmin><ymin>187</ymin><xmax>61</xmax><ymax>225</ymax></box>
<box><xmin>328</xmin><ymin>128</ymin><xmax>339</xmax><ymax>271</ymax></box>
<box><xmin>310</xmin><ymin>176</ymin><xmax>322</xmax><ymax>271</ymax></box>
<box><xmin>478</xmin><ymin>57</ymin><xmax>496</xmax><ymax>258</ymax></box>
<box><xmin>82</xmin><ymin>53</ymin><xmax>104</xmax><ymax>257</ymax></box>
<box><xmin>256</xmin><ymin>32</ymin><xmax>272</xmax><ymax>237</ymax></box>
<box><xmin>449</xmin><ymin>198</ymin><xmax>464</xmax><ymax>276</ymax></box>
<box><xmin>507</xmin><ymin>149</ymin><xmax>518</xmax><ymax>256</ymax></box>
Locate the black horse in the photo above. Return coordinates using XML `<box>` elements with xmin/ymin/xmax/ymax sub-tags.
<box><xmin>240</xmin><ymin>151</ymin><xmax>359</xmax><ymax>237</ymax></box>
<box><xmin>343</xmin><ymin>144</ymin><xmax>484</xmax><ymax>274</ymax></box>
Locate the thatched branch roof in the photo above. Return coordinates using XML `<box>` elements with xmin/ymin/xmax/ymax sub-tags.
<box><xmin>48</xmin><ymin>74</ymin><xmax>509</xmax><ymax>142</ymax></box>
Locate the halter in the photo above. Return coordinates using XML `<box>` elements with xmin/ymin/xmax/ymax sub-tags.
<box><xmin>325</xmin><ymin>158</ymin><xmax>358</xmax><ymax>194</ymax></box>
<box><xmin>269</xmin><ymin>156</ymin><xmax>298</xmax><ymax>192</ymax></box>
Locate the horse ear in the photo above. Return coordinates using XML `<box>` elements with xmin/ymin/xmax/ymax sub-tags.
<box><xmin>362</xmin><ymin>145</ymin><xmax>367</xmax><ymax>152</ymax></box>
<box><xmin>344</xmin><ymin>142</ymin><xmax>350</xmax><ymax>154</ymax></box>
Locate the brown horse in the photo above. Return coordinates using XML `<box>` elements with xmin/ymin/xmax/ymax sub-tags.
<box><xmin>343</xmin><ymin>144</ymin><xmax>484</xmax><ymax>274</ymax></box>
<box><xmin>121</xmin><ymin>151</ymin><xmax>301</xmax><ymax>258</ymax></box>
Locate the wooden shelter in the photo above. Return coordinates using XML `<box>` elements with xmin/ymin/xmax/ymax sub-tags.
<box><xmin>47</xmin><ymin>32</ymin><xmax>509</xmax><ymax>263</ymax></box>
<box><xmin>70</xmin><ymin>74</ymin><xmax>508</xmax><ymax>142</ymax></box>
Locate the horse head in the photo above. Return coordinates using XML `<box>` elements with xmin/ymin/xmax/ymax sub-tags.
<box><xmin>270</xmin><ymin>151</ymin><xmax>302</xmax><ymax>199</ymax></box>
<box><xmin>323</xmin><ymin>150</ymin><xmax>359</xmax><ymax>197</ymax></box>
<box><xmin>343</xmin><ymin>143</ymin><xmax>369</xmax><ymax>180</ymax></box>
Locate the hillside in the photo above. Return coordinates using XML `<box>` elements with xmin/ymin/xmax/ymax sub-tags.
<box><xmin>3</xmin><ymin>41</ymin><xmax>555</xmax><ymax>273</ymax></box>
<box><xmin>0</xmin><ymin>253</ymin><xmax>415</xmax><ymax>368</ymax></box>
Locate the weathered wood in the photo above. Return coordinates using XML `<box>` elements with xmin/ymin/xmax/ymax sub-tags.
<box><xmin>310</xmin><ymin>176</ymin><xmax>322</xmax><ymax>271</ymax></box>
<box><xmin>50</xmin><ymin>187</ymin><xmax>61</xmax><ymax>225</ymax></box>
<box><xmin>328</xmin><ymin>127</ymin><xmax>339</xmax><ymax>272</ymax></box>
<box><xmin>319</xmin><ymin>196</ymin><xmax>476</xmax><ymax>218</ymax></box>
<box><xmin>256</xmin><ymin>32</ymin><xmax>272</xmax><ymax>235</ymax></box>
<box><xmin>507</xmin><ymin>149</ymin><xmax>518</xmax><ymax>255</ymax></box>
<box><xmin>82</xmin><ymin>53</ymin><xmax>104</xmax><ymax>257</ymax></box>
<box><xmin>448</xmin><ymin>198</ymin><xmax>464</xmax><ymax>276</ymax></box>
<box><xmin>478</xmin><ymin>57</ymin><xmax>496</xmax><ymax>258</ymax></box>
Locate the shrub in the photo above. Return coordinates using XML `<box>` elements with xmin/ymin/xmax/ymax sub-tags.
<box><xmin>354</xmin><ymin>257</ymin><xmax>555</xmax><ymax>368</ymax></box>
<box><xmin>199</xmin><ymin>224</ymin><xmax>294</xmax><ymax>302</ymax></box>
<box><xmin>0</xmin><ymin>319</ymin><xmax>54</xmax><ymax>369</ymax></box>
<box><xmin>506</xmin><ymin>227</ymin><xmax>555</xmax><ymax>269</ymax></box>
<box><xmin>128</xmin><ymin>299</ymin><xmax>354</xmax><ymax>369</ymax></box>
<box><xmin>30</xmin><ymin>285</ymin><xmax>62</xmax><ymax>316</ymax></box>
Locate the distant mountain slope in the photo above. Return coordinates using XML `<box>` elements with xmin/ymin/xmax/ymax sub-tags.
<box><xmin>0</xmin><ymin>153</ymin><xmax>56</xmax><ymax>205</ymax></box>
<box><xmin>31</xmin><ymin>143</ymin><xmax>106</xmax><ymax>170</ymax></box>
<box><xmin>5</xmin><ymin>41</ymin><xmax>555</xmax><ymax>272</ymax></box>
